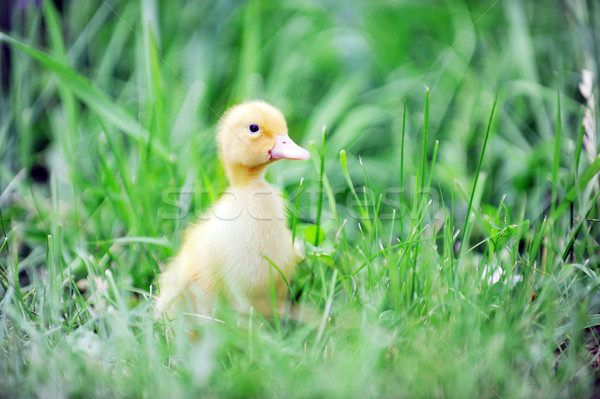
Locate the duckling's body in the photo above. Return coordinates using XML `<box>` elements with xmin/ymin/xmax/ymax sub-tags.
<box><xmin>156</xmin><ymin>101</ymin><xmax>309</xmax><ymax>317</ymax></box>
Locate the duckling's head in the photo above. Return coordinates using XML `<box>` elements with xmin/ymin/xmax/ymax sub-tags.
<box><xmin>217</xmin><ymin>100</ymin><xmax>309</xmax><ymax>185</ymax></box>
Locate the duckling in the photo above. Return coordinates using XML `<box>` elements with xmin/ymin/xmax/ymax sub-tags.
<box><xmin>156</xmin><ymin>100</ymin><xmax>309</xmax><ymax>317</ymax></box>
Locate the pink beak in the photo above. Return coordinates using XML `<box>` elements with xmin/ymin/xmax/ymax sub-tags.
<box><xmin>269</xmin><ymin>134</ymin><xmax>310</xmax><ymax>160</ymax></box>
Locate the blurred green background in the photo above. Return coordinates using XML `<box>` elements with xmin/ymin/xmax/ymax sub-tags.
<box><xmin>1</xmin><ymin>0</ymin><xmax>599</xmax><ymax>397</ymax></box>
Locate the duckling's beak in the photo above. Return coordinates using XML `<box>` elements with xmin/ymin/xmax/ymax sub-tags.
<box><xmin>269</xmin><ymin>134</ymin><xmax>310</xmax><ymax>160</ymax></box>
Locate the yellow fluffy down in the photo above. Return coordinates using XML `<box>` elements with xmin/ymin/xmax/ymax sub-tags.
<box><xmin>156</xmin><ymin>101</ymin><xmax>306</xmax><ymax>317</ymax></box>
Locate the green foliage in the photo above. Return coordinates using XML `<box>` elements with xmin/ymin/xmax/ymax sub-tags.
<box><xmin>1</xmin><ymin>0</ymin><xmax>599</xmax><ymax>397</ymax></box>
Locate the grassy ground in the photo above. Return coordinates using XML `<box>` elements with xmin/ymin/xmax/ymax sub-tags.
<box><xmin>1</xmin><ymin>0</ymin><xmax>600</xmax><ymax>397</ymax></box>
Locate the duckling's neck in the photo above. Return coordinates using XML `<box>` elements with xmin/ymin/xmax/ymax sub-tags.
<box><xmin>225</xmin><ymin>163</ymin><xmax>269</xmax><ymax>187</ymax></box>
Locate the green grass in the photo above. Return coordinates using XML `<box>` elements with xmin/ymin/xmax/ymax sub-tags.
<box><xmin>1</xmin><ymin>0</ymin><xmax>600</xmax><ymax>397</ymax></box>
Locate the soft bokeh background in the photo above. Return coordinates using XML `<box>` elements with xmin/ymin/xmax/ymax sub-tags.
<box><xmin>1</xmin><ymin>0</ymin><xmax>599</xmax><ymax>397</ymax></box>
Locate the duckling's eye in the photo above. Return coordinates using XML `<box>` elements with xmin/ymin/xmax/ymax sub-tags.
<box><xmin>249</xmin><ymin>124</ymin><xmax>260</xmax><ymax>133</ymax></box>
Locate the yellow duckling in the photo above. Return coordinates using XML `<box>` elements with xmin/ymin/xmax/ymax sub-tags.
<box><xmin>156</xmin><ymin>100</ymin><xmax>310</xmax><ymax>317</ymax></box>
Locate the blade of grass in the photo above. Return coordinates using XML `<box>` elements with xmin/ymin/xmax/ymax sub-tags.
<box><xmin>315</xmin><ymin>268</ymin><xmax>337</xmax><ymax>349</ymax></box>
<box><xmin>50</xmin><ymin>171</ymin><xmax>63</xmax><ymax>318</ymax></box>
<box><xmin>555</xmin><ymin>156</ymin><xmax>600</xmax><ymax>217</ymax></box>
<box><xmin>410</xmin><ymin>87</ymin><xmax>432</xmax><ymax>300</ymax></box>
<box><xmin>458</xmin><ymin>97</ymin><xmax>497</xmax><ymax>259</ymax></box>
<box><xmin>315</xmin><ymin>126</ymin><xmax>327</xmax><ymax>247</ymax></box>
<box><xmin>399</xmin><ymin>100</ymin><xmax>407</xmax><ymax>239</ymax></box>
<box><xmin>264</xmin><ymin>255</ymin><xmax>294</xmax><ymax>299</ymax></box>
<box><xmin>550</xmin><ymin>73</ymin><xmax>562</xmax><ymax>216</ymax></box>
<box><xmin>561</xmin><ymin>189</ymin><xmax>600</xmax><ymax>261</ymax></box>
<box><xmin>96</xmin><ymin>3</ymin><xmax>135</xmax><ymax>86</ymax></box>
<box><xmin>10</xmin><ymin>228</ymin><xmax>21</xmax><ymax>302</ymax></box>
<box><xmin>90</xmin><ymin>236</ymin><xmax>171</xmax><ymax>247</ymax></box>
<box><xmin>420</xmin><ymin>87</ymin><xmax>430</xmax><ymax>198</ymax></box>
<box><xmin>0</xmin><ymin>210</ymin><xmax>9</xmax><ymax>291</ymax></box>
<box><xmin>43</xmin><ymin>0</ymin><xmax>78</xmax><ymax>158</ymax></box>
<box><xmin>268</xmin><ymin>266</ymin><xmax>281</xmax><ymax>337</ymax></box>
<box><xmin>141</xmin><ymin>0</ymin><xmax>167</xmax><ymax>146</ymax></box>
<box><xmin>358</xmin><ymin>156</ymin><xmax>377</xmax><ymax>245</ymax></box>
<box><xmin>340</xmin><ymin>150</ymin><xmax>370</xmax><ymax>229</ymax></box>
<box><xmin>574</xmin><ymin>117</ymin><xmax>585</xmax><ymax>176</ymax></box>
<box><xmin>46</xmin><ymin>234</ymin><xmax>57</xmax><ymax>322</ymax></box>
